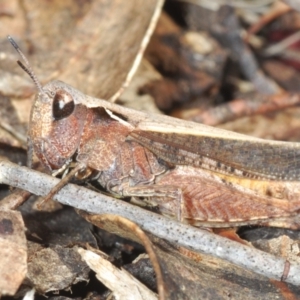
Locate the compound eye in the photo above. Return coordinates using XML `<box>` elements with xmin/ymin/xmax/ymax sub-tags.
<box><xmin>52</xmin><ymin>90</ymin><xmax>75</xmax><ymax>120</ymax></box>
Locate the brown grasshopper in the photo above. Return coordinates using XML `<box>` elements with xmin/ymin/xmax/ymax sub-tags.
<box><xmin>8</xmin><ymin>36</ymin><xmax>300</xmax><ymax>228</ymax></box>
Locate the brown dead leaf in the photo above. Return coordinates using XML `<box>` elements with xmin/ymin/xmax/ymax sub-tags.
<box><xmin>1</xmin><ymin>0</ymin><xmax>163</xmax><ymax>101</ymax></box>
<box><xmin>0</xmin><ymin>210</ymin><xmax>27</xmax><ymax>296</ymax></box>
<box><xmin>27</xmin><ymin>244</ymin><xmax>89</xmax><ymax>294</ymax></box>
<box><xmin>78</xmin><ymin>247</ymin><xmax>158</xmax><ymax>300</ymax></box>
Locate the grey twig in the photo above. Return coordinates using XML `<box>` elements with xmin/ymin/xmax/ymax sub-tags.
<box><xmin>1</xmin><ymin>159</ymin><xmax>300</xmax><ymax>285</ymax></box>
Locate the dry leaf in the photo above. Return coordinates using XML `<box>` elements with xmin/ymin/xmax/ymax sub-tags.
<box><xmin>1</xmin><ymin>0</ymin><xmax>163</xmax><ymax>100</ymax></box>
<box><xmin>27</xmin><ymin>245</ymin><xmax>89</xmax><ymax>294</ymax></box>
<box><xmin>0</xmin><ymin>210</ymin><xmax>27</xmax><ymax>296</ymax></box>
<box><xmin>78</xmin><ymin>248</ymin><xmax>158</xmax><ymax>300</ymax></box>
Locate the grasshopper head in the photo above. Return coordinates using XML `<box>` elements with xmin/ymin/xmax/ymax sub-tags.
<box><xmin>8</xmin><ymin>36</ymin><xmax>87</xmax><ymax>172</ymax></box>
<box><xmin>29</xmin><ymin>80</ymin><xmax>87</xmax><ymax>171</ymax></box>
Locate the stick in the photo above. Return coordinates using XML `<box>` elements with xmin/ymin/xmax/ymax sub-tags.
<box><xmin>0</xmin><ymin>159</ymin><xmax>300</xmax><ymax>285</ymax></box>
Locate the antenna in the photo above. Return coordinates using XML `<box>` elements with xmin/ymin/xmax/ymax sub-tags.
<box><xmin>7</xmin><ymin>35</ymin><xmax>43</xmax><ymax>93</ymax></box>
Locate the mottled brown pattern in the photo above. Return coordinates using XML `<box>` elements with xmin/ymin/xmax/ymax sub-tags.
<box><xmin>130</xmin><ymin>130</ymin><xmax>300</xmax><ymax>181</ymax></box>
<box><xmin>153</xmin><ymin>167</ymin><xmax>300</xmax><ymax>227</ymax></box>
<box><xmin>27</xmin><ymin>80</ymin><xmax>300</xmax><ymax>227</ymax></box>
<box><xmin>98</xmin><ymin>140</ymin><xmax>167</xmax><ymax>194</ymax></box>
<box><xmin>29</xmin><ymin>90</ymin><xmax>87</xmax><ymax>170</ymax></box>
<box><xmin>77</xmin><ymin>107</ymin><xmax>132</xmax><ymax>172</ymax></box>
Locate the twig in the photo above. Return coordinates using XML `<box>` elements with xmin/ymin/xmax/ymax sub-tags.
<box><xmin>181</xmin><ymin>92</ymin><xmax>300</xmax><ymax>125</ymax></box>
<box><xmin>0</xmin><ymin>189</ymin><xmax>32</xmax><ymax>210</ymax></box>
<box><xmin>0</xmin><ymin>159</ymin><xmax>300</xmax><ymax>285</ymax></box>
<box><xmin>246</xmin><ymin>1</ymin><xmax>291</xmax><ymax>40</ymax></box>
<box><xmin>264</xmin><ymin>30</ymin><xmax>300</xmax><ymax>56</ymax></box>
<box><xmin>37</xmin><ymin>162</ymin><xmax>86</xmax><ymax>209</ymax></box>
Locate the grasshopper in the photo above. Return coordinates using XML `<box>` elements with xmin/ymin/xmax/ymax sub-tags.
<box><xmin>8</xmin><ymin>36</ymin><xmax>300</xmax><ymax>228</ymax></box>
